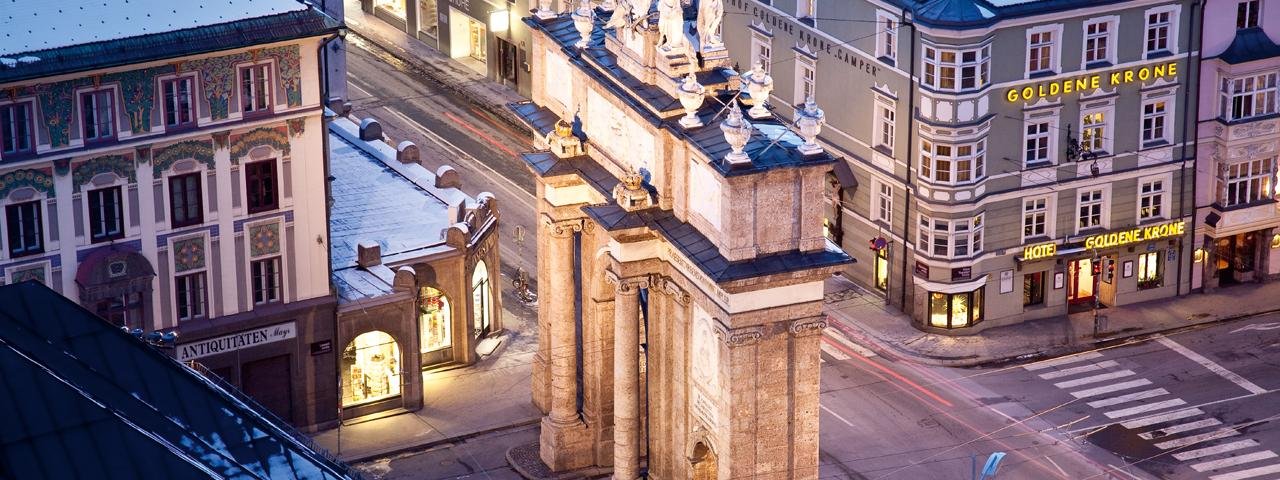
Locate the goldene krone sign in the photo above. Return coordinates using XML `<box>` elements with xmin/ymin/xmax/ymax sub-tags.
<box><xmin>1084</xmin><ymin>220</ymin><xmax>1186</xmax><ymax>250</ymax></box>
<box><xmin>1007</xmin><ymin>61</ymin><xmax>1178</xmax><ymax>103</ymax></box>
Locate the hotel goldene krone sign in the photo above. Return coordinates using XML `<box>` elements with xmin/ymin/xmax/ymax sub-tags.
<box><xmin>1022</xmin><ymin>220</ymin><xmax>1187</xmax><ymax>260</ymax></box>
<box><xmin>1007</xmin><ymin>61</ymin><xmax>1178</xmax><ymax>103</ymax></box>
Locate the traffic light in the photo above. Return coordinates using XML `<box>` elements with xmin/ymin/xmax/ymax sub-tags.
<box><xmin>1107</xmin><ymin>260</ymin><xmax>1116</xmax><ymax>278</ymax></box>
<box><xmin>1092</xmin><ymin>261</ymin><xmax>1102</xmax><ymax>276</ymax></box>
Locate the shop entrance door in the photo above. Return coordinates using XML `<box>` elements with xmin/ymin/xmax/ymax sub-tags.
<box><xmin>496</xmin><ymin>38</ymin><xmax>519</xmax><ymax>87</ymax></box>
<box><xmin>1068</xmin><ymin>258</ymin><xmax>1096</xmax><ymax>306</ymax></box>
<box><xmin>243</xmin><ymin>355</ymin><xmax>293</xmax><ymax>423</ymax></box>
<box><xmin>468</xmin><ymin>18</ymin><xmax>487</xmax><ymax>62</ymax></box>
<box><xmin>874</xmin><ymin>248</ymin><xmax>890</xmax><ymax>292</ymax></box>
<box><xmin>1215</xmin><ymin>233</ymin><xmax>1257</xmax><ymax>285</ymax></box>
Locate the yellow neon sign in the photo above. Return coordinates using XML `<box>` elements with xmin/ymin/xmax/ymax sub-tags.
<box><xmin>1083</xmin><ymin>220</ymin><xmax>1186</xmax><ymax>250</ymax></box>
<box><xmin>1022</xmin><ymin>243</ymin><xmax>1057</xmax><ymax>261</ymax></box>
<box><xmin>1006</xmin><ymin>61</ymin><xmax>1178</xmax><ymax>103</ymax></box>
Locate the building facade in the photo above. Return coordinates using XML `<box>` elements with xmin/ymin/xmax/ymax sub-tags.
<box><xmin>361</xmin><ymin>0</ymin><xmax>536</xmax><ymax>95</ymax></box>
<box><xmin>0</xmin><ymin>2</ymin><xmax>342</xmax><ymax>428</ymax></box>
<box><xmin>723</xmin><ymin>0</ymin><xmax>1202</xmax><ymax>333</ymax></box>
<box><xmin>1194</xmin><ymin>0</ymin><xmax>1280</xmax><ymax>289</ymax></box>
<box><xmin>327</xmin><ymin>113</ymin><xmax>502</xmax><ymax>420</ymax></box>
<box><xmin>515</xmin><ymin>1</ymin><xmax>850</xmax><ymax>478</ymax></box>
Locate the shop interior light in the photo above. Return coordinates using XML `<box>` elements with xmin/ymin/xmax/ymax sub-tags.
<box><xmin>1271</xmin><ymin>234</ymin><xmax>1280</xmax><ymax>249</ymax></box>
<box><xmin>1193</xmin><ymin>248</ymin><xmax>1206</xmax><ymax>263</ymax></box>
<box><xmin>490</xmin><ymin>10</ymin><xmax>509</xmax><ymax>32</ymax></box>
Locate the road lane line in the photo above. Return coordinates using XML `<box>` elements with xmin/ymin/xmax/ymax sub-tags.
<box><xmin>1024</xmin><ymin>351</ymin><xmax>1104</xmax><ymax>371</ymax></box>
<box><xmin>442</xmin><ymin>110</ymin><xmax>518</xmax><ymax>157</ymax></box>
<box><xmin>824</xmin><ymin>328</ymin><xmax>876</xmax><ymax>358</ymax></box>
<box><xmin>820</xmin><ymin>341</ymin><xmax>850</xmax><ymax>361</ymax></box>
<box><xmin>1192</xmin><ymin>451</ymin><xmax>1277</xmax><ymax>472</ymax></box>
<box><xmin>1139</xmin><ymin>418</ymin><xmax>1222</xmax><ymax>439</ymax></box>
<box><xmin>1043</xmin><ymin>455</ymin><xmax>1069</xmax><ymax>477</ymax></box>
<box><xmin>823</xmin><ymin>336</ymin><xmax>953</xmax><ymax>408</ymax></box>
<box><xmin>1156</xmin><ymin>337</ymin><xmax>1267</xmax><ymax>395</ymax></box>
<box><xmin>1053</xmin><ymin>370</ymin><xmax>1136</xmax><ymax>389</ymax></box>
<box><xmin>1104</xmin><ymin>399</ymin><xmax>1187</xmax><ymax>419</ymax></box>
<box><xmin>819</xmin><ymin>404</ymin><xmax>854</xmax><ymax>427</ymax></box>
<box><xmin>1038</xmin><ymin>360</ymin><xmax>1120</xmax><ymax>380</ymax></box>
<box><xmin>1208</xmin><ymin>463</ymin><xmax>1280</xmax><ymax>480</ymax></box>
<box><xmin>1087</xmin><ymin>388</ymin><xmax>1169</xmax><ymax>408</ymax></box>
<box><xmin>1121</xmin><ymin>408</ymin><xmax>1205</xmax><ymax>429</ymax></box>
<box><xmin>1071</xmin><ymin>379</ymin><xmax>1153</xmax><ymax>398</ymax></box>
<box><xmin>1153</xmin><ymin>427</ymin><xmax>1240</xmax><ymax>450</ymax></box>
<box><xmin>1173</xmin><ymin>439</ymin><xmax>1259</xmax><ymax>461</ymax></box>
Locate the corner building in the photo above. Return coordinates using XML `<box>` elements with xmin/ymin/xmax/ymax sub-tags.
<box><xmin>723</xmin><ymin>0</ymin><xmax>1201</xmax><ymax>333</ymax></box>
<box><xmin>1194</xmin><ymin>0</ymin><xmax>1280</xmax><ymax>289</ymax></box>
<box><xmin>514</xmin><ymin>1</ymin><xmax>850</xmax><ymax>478</ymax></box>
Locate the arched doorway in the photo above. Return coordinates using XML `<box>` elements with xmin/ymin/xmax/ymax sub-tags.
<box><xmin>471</xmin><ymin>260</ymin><xmax>492</xmax><ymax>338</ymax></box>
<box><xmin>341</xmin><ymin>331</ymin><xmax>402</xmax><ymax>408</ymax></box>
<box><xmin>691</xmin><ymin>441</ymin><xmax>718</xmax><ymax>480</ymax></box>
<box><xmin>76</xmin><ymin>247</ymin><xmax>155</xmax><ymax>330</ymax></box>
<box><xmin>419</xmin><ymin>286</ymin><xmax>453</xmax><ymax>367</ymax></box>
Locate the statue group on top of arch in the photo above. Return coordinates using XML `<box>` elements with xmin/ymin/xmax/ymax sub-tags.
<box><xmin>645</xmin><ymin>0</ymin><xmax>723</xmax><ymax>54</ymax></box>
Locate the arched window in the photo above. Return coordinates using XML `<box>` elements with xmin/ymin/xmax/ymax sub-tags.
<box><xmin>341</xmin><ymin>331</ymin><xmax>402</xmax><ymax>407</ymax></box>
<box><xmin>419</xmin><ymin>287</ymin><xmax>451</xmax><ymax>353</ymax></box>
<box><xmin>471</xmin><ymin>261</ymin><xmax>492</xmax><ymax>338</ymax></box>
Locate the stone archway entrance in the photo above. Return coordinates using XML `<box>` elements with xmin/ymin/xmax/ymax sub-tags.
<box><xmin>691</xmin><ymin>442</ymin><xmax>717</xmax><ymax>480</ymax></box>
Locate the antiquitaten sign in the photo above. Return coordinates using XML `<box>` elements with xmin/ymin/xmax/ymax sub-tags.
<box><xmin>177</xmin><ymin>322</ymin><xmax>297</xmax><ymax>362</ymax></box>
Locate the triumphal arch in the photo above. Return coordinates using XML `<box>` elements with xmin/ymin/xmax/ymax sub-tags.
<box><xmin>512</xmin><ymin>1</ymin><xmax>851</xmax><ymax>478</ymax></box>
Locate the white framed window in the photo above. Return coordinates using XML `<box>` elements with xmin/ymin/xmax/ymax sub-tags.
<box><xmin>1026</xmin><ymin>25</ymin><xmax>1060</xmax><ymax>76</ymax></box>
<box><xmin>1025</xmin><ymin>120</ymin><xmax>1052</xmax><ymax>167</ymax></box>
<box><xmin>795</xmin><ymin>57</ymin><xmax>816</xmax><ymax>104</ymax></box>
<box><xmin>751</xmin><ymin>33</ymin><xmax>772</xmax><ymax>75</ymax></box>
<box><xmin>876</xmin><ymin>11</ymin><xmax>899</xmax><ymax>63</ymax></box>
<box><xmin>1221</xmin><ymin>72</ymin><xmax>1278</xmax><ymax>121</ymax></box>
<box><xmin>1076</xmin><ymin>188</ymin><xmax>1107</xmax><ymax>232</ymax></box>
<box><xmin>1082</xmin><ymin>17</ymin><xmax>1117</xmax><ymax>67</ymax></box>
<box><xmin>797</xmin><ymin>0</ymin><xmax>815</xmax><ymax>19</ymax></box>
<box><xmin>919</xmin><ymin>138</ymin><xmax>986</xmax><ymax>185</ymax></box>
<box><xmin>1023</xmin><ymin>197</ymin><xmax>1051</xmax><ymax>240</ymax></box>
<box><xmin>917</xmin><ymin>214</ymin><xmax>984</xmax><ymax>258</ymax></box>
<box><xmin>875</xmin><ymin>181</ymin><xmax>893</xmax><ymax>223</ymax></box>
<box><xmin>1144</xmin><ymin>6</ymin><xmax>1180</xmax><ymax>57</ymax></box>
<box><xmin>1081</xmin><ymin>107</ymin><xmax>1112</xmax><ymax>155</ymax></box>
<box><xmin>874</xmin><ymin>97</ymin><xmax>896</xmax><ymax>153</ymax></box>
<box><xmin>1138</xmin><ymin>176</ymin><xmax>1168</xmax><ymax>221</ymax></box>
<box><xmin>1221</xmin><ymin>157</ymin><xmax>1275</xmax><ymax>207</ymax></box>
<box><xmin>175</xmin><ymin>272</ymin><xmax>208</xmax><ymax>320</ymax></box>
<box><xmin>1141</xmin><ymin>99</ymin><xmax>1171</xmax><ymax>146</ymax></box>
<box><xmin>1238</xmin><ymin>0</ymin><xmax>1261</xmax><ymax>29</ymax></box>
<box><xmin>922</xmin><ymin>44</ymin><xmax>990</xmax><ymax>92</ymax></box>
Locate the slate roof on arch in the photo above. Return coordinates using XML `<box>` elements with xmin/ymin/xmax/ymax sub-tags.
<box><xmin>878</xmin><ymin>0</ymin><xmax>1138</xmax><ymax>29</ymax></box>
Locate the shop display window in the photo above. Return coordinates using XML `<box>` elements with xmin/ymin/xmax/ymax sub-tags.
<box><xmin>472</xmin><ymin>261</ymin><xmax>492</xmax><ymax>337</ymax></box>
<box><xmin>419</xmin><ymin>287</ymin><xmax>452</xmax><ymax>353</ymax></box>
<box><xmin>374</xmin><ymin>0</ymin><xmax>406</xmax><ymax>19</ymax></box>
<box><xmin>928</xmin><ymin>287</ymin><xmax>983</xmax><ymax>329</ymax></box>
<box><xmin>341</xmin><ymin>331</ymin><xmax>402</xmax><ymax>407</ymax></box>
<box><xmin>1138</xmin><ymin>251</ymin><xmax>1163</xmax><ymax>290</ymax></box>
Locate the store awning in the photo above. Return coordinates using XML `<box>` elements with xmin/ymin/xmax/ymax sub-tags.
<box><xmin>831</xmin><ymin>159</ymin><xmax>858</xmax><ymax>190</ymax></box>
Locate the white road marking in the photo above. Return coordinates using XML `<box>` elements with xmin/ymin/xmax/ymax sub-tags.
<box><xmin>1071</xmin><ymin>379</ymin><xmax>1154</xmax><ymax>398</ymax></box>
<box><xmin>820</xmin><ymin>342</ymin><xmax>850</xmax><ymax>361</ymax></box>
<box><xmin>1139</xmin><ymin>418</ymin><xmax>1222</xmax><ymax>440</ymax></box>
<box><xmin>1156</xmin><ymin>337</ymin><xmax>1267</xmax><ymax>395</ymax></box>
<box><xmin>1104</xmin><ymin>399</ymin><xmax>1188</xmax><ymax>419</ymax></box>
<box><xmin>1024</xmin><ymin>351</ymin><xmax>1104</xmax><ymax>371</ymax></box>
<box><xmin>820</xmin><ymin>404</ymin><xmax>854</xmax><ymax>427</ymax></box>
<box><xmin>1173</xmin><ymin>440</ymin><xmax>1259</xmax><ymax>461</ymax></box>
<box><xmin>1054</xmin><ymin>370</ymin><xmax>1136</xmax><ymax>389</ymax></box>
<box><xmin>1154</xmin><ymin>427</ymin><xmax>1240</xmax><ymax>450</ymax></box>
<box><xmin>824</xmin><ymin>330</ymin><xmax>876</xmax><ymax>358</ymax></box>
<box><xmin>1192</xmin><ymin>451</ymin><xmax>1277</xmax><ymax>472</ymax></box>
<box><xmin>1230</xmin><ymin>322</ymin><xmax>1280</xmax><ymax>334</ymax></box>
<box><xmin>1106</xmin><ymin>464</ymin><xmax>1146</xmax><ymax>480</ymax></box>
<box><xmin>1121</xmin><ymin>408</ymin><xmax>1205</xmax><ymax>429</ymax></box>
<box><xmin>1087</xmin><ymin>388</ymin><xmax>1169</xmax><ymax>408</ymax></box>
<box><xmin>1037</xmin><ymin>360</ymin><xmax>1121</xmax><ymax>380</ymax></box>
<box><xmin>1209</xmin><ymin>463</ymin><xmax>1280</xmax><ymax>480</ymax></box>
<box><xmin>1044</xmin><ymin>455</ymin><xmax>1068</xmax><ymax>477</ymax></box>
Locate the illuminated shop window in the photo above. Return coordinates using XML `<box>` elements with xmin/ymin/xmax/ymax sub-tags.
<box><xmin>341</xmin><ymin>331</ymin><xmax>402</xmax><ymax>407</ymax></box>
<box><xmin>928</xmin><ymin>288</ymin><xmax>983</xmax><ymax>329</ymax></box>
<box><xmin>419</xmin><ymin>287</ymin><xmax>452</xmax><ymax>353</ymax></box>
<box><xmin>374</xmin><ymin>0</ymin><xmax>406</xmax><ymax>19</ymax></box>
<box><xmin>472</xmin><ymin>260</ymin><xmax>492</xmax><ymax>337</ymax></box>
<box><xmin>874</xmin><ymin>248</ymin><xmax>889</xmax><ymax>292</ymax></box>
<box><xmin>1137</xmin><ymin>251</ymin><xmax>1163</xmax><ymax>290</ymax></box>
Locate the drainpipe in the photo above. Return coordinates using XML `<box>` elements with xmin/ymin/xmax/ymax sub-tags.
<box><xmin>1177</xmin><ymin>0</ymin><xmax>1204</xmax><ymax>297</ymax></box>
<box><xmin>898</xmin><ymin>8</ymin><xmax>918</xmax><ymax>312</ymax></box>
<box><xmin>317</xmin><ymin>24</ymin><xmax>343</xmax><ymax>431</ymax></box>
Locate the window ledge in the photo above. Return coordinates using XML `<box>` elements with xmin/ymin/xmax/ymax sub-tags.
<box><xmin>1027</xmin><ymin>70</ymin><xmax>1057</xmax><ymax>80</ymax></box>
<box><xmin>1084</xmin><ymin>60</ymin><xmax>1114</xmax><ymax>70</ymax></box>
<box><xmin>1145</xmin><ymin>50</ymin><xmax>1175</xmax><ymax>60</ymax></box>
<box><xmin>1140</xmin><ymin>139</ymin><xmax>1171</xmax><ymax>150</ymax></box>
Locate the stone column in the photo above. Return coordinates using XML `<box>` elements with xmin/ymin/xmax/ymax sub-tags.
<box><xmin>539</xmin><ymin>217</ymin><xmax>592</xmax><ymax>471</ymax></box>
<box><xmin>1257</xmin><ymin>228</ymin><xmax>1272</xmax><ymax>283</ymax></box>
<box><xmin>607</xmin><ymin>271</ymin><xmax>648</xmax><ymax>480</ymax></box>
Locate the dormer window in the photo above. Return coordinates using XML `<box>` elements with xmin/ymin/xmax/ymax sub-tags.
<box><xmin>0</xmin><ymin>102</ymin><xmax>34</xmax><ymax>157</ymax></box>
<box><xmin>163</xmin><ymin>77</ymin><xmax>195</xmax><ymax>129</ymax></box>
<box><xmin>1237</xmin><ymin>0</ymin><xmax>1260</xmax><ymax>29</ymax></box>
<box><xmin>240</xmin><ymin>64</ymin><xmax>272</xmax><ymax>115</ymax></box>
<box><xmin>81</xmin><ymin>90</ymin><xmax>116</xmax><ymax>143</ymax></box>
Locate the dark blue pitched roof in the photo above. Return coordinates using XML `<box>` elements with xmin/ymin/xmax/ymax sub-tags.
<box><xmin>881</xmin><ymin>0</ymin><xmax>1134</xmax><ymax>29</ymax></box>
<box><xmin>0</xmin><ymin>8</ymin><xmax>339</xmax><ymax>84</ymax></box>
<box><xmin>0</xmin><ymin>282</ymin><xmax>360</xmax><ymax>480</ymax></box>
<box><xmin>1213</xmin><ymin>27</ymin><xmax>1280</xmax><ymax>64</ymax></box>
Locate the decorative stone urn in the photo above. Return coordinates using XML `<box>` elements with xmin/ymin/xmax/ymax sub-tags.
<box><xmin>721</xmin><ymin>106</ymin><xmax>753</xmax><ymax>165</ymax></box>
<box><xmin>677</xmin><ymin>73</ymin><xmax>706</xmax><ymax>129</ymax></box>
<box><xmin>794</xmin><ymin>96</ymin><xmax>825</xmax><ymax>155</ymax></box>
<box><xmin>572</xmin><ymin>0</ymin><xmax>593</xmax><ymax>48</ymax></box>
<box><xmin>534</xmin><ymin>0</ymin><xmax>556</xmax><ymax>19</ymax></box>
<box><xmin>741</xmin><ymin>61</ymin><xmax>774</xmax><ymax>119</ymax></box>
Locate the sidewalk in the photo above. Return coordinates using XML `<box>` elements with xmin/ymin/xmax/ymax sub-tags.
<box><xmin>341</xmin><ymin>0</ymin><xmax>529</xmax><ymax>132</ymax></box>
<box><xmin>824</xmin><ymin>274</ymin><xmax>1280</xmax><ymax>368</ymax></box>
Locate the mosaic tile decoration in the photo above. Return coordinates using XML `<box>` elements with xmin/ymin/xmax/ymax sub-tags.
<box><xmin>249</xmin><ymin>222</ymin><xmax>280</xmax><ymax>258</ymax></box>
<box><xmin>35</xmin><ymin>77</ymin><xmax>93</xmax><ymax>148</ymax></box>
<box><xmin>0</xmin><ymin>168</ymin><xmax>56</xmax><ymax>199</ymax></box>
<box><xmin>153</xmin><ymin>140</ymin><xmax>215</xmax><ymax>176</ymax></box>
<box><xmin>172</xmin><ymin>236</ymin><xmax>206</xmax><ymax>273</ymax></box>
<box><xmin>9</xmin><ymin>265</ymin><xmax>45</xmax><ymax>285</ymax></box>
<box><xmin>103</xmin><ymin>66</ymin><xmax>175</xmax><ymax>134</ymax></box>
<box><xmin>72</xmin><ymin>154</ymin><xmax>136</xmax><ymax>192</ymax></box>
<box><xmin>229</xmin><ymin>126</ymin><xmax>290</xmax><ymax>162</ymax></box>
<box><xmin>186</xmin><ymin>51</ymin><xmax>253</xmax><ymax>121</ymax></box>
<box><xmin>287</xmin><ymin>117</ymin><xmax>306</xmax><ymax>137</ymax></box>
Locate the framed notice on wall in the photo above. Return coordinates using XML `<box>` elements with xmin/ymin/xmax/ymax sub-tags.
<box><xmin>1123</xmin><ymin>260</ymin><xmax>1134</xmax><ymax>278</ymax></box>
<box><xmin>999</xmin><ymin>270</ymin><xmax>1013</xmax><ymax>293</ymax></box>
<box><xmin>1054</xmin><ymin>272</ymin><xmax>1065</xmax><ymax>289</ymax></box>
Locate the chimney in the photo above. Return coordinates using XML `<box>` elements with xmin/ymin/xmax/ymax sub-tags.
<box><xmin>357</xmin><ymin>241</ymin><xmax>381</xmax><ymax>268</ymax></box>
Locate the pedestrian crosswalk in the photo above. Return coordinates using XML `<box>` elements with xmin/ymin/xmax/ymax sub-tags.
<box><xmin>1024</xmin><ymin>351</ymin><xmax>1278</xmax><ymax>479</ymax></box>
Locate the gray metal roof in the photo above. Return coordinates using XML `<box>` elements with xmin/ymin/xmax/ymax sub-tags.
<box><xmin>881</xmin><ymin>0</ymin><xmax>1141</xmax><ymax>29</ymax></box>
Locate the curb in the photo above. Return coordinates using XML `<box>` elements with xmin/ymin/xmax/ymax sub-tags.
<box><xmin>346</xmin><ymin>27</ymin><xmax>533</xmax><ymax>139</ymax></box>
<box><xmin>838</xmin><ymin>307</ymin><xmax>1280</xmax><ymax>369</ymax></box>
<box><xmin>342</xmin><ymin>417</ymin><xmax>542</xmax><ymax>464</ymax></box>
